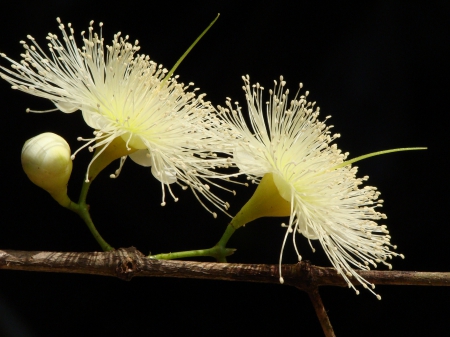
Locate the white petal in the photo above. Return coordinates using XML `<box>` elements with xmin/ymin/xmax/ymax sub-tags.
<box><xmin>129</xmin><ymin>149</ymin><xmax>152</xmax><ymax>167</ymax></box>
<box><xmin>82</xmin><ymin>109</ymin><xmax>110</xmax><ymax>130</ymax></box>
<box><xmin>120</xmin><ymin>132</ymin><xmax>147</xmax><ymax>150</ymax></box>
<box><xmin>272</xmin><ymin>172</ymin><xmax>293</xmax><ymax>202</ymax></box>
<box><xmin>298</xmin><ymin>216</ymin><xmax>319</xmax><ymax>240</ymax></box>
<box><xmin>54</xmin><ymin>101</ymin><xmax>81</xmax><ymax>113</ymax></box>
<box><xmin>151</xmin><ymin>163</ymin><xmax>177</xmax><ymax>184</ymax></box>
<box><xmin>234</xmin><ymin>147</ymin><xmax>269</xmax><ymax>176</ymax></box>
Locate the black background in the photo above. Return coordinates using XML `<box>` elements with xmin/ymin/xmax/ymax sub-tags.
<box><xmin>0</xmin><ymin>1</ymin><xmax>448</xmax><ymax>336</ymax></box>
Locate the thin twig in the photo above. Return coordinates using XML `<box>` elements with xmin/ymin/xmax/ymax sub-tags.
<box><xmin>307</xmin><ymin>287</ymin><xmax>335</xmax><ymax>337</ymax></box>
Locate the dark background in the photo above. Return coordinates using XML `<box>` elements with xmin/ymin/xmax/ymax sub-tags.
<box><xmin>0</xmin><ymin>1</ymin><xmax>448</xmax><ymax>336</ymax></box>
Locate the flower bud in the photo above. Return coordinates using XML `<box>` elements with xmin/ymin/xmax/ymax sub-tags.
<box><xmin>21</xmin><ymin>132</ymin><xmax>73</xmax><ymax>206</ymax></box>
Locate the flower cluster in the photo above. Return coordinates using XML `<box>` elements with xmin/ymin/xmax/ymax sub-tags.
<box><xmin>0</xmin><ymin>18</ymin><xmax>235</xmax><ymax>216</ymax></box>
<box><xmin>218</xmin><ymin>75</ymin><xmax>403</xmax><ymax>298</ymax></box>
<box><xmin>1</xmin><ymin>19</ymin><xmax>406</xmax><ymax>297</ymax></box>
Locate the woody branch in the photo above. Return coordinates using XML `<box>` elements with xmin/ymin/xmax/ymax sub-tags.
<box><xmin>1</xmin><ymin>247</ymin><xmax>449</xmax><ymax>288</ymax></box>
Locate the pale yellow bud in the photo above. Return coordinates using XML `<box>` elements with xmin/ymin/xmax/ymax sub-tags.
<box><xmin>21</xmin><ymin>132</ymin><xmax>73</xmax><ymax>206</ymax></box>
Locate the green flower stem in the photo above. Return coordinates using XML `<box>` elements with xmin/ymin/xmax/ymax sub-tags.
<box><xmin>149</xmin><ymin>173</ymin><xmax>293</xmax><ymax>262</ymax></box>
<box><xmin>149</xmin><ymin>247</ymin><xmax>234</xmax><ymax>261</ymax></box>
<box><xmin>217</xmin><ymin>224</ymin><xmax>237</xmax><ymax>250</ymax></box>
<box><xmin>150</xmin><ymin>224</ymin><xmax>237</xmax><ymax>262</ymax></box>
<box><xmin>66</xmin><ymin>180</ymin><xmax>114</xmax><ymax>252</ymax></box>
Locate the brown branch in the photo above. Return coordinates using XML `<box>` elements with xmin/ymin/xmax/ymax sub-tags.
<box><xmin>3</xmin><ymin>247</ymin><xmax>449</xmax><ymax>337</ymax></box>
<box><xmin>1</xmin><ymin>247</ymin><xmax>449</xmax><ymax>288</ymax></box>
<box><xmin>307</xmin><ymin>287</ymin><xmax>335</xmax><ymax>337</ymax></box>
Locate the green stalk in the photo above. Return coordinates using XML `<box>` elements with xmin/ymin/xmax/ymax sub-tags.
<box><xmin>66</xmin><ymin>179</ymin><xmax>114</xmax><ymax>252</ymax></box>
<box><xmin>160</xmin><ymin>14</ymin><xmax>220</xmax><ymax>87</ymax></box>
<box><xmin>148</xmin><ymin>175</ymin><xmax>284</xmax><ymax>262</ymax></box>
<box><xmin>332</xmin><ymin>147</ymin><xmax>427</xmax><ymax>170</ymax></box>
<box><xmin>149</xmin><ymin>225</ymin><xmax>236</xmax><ymax>262</ymax></box>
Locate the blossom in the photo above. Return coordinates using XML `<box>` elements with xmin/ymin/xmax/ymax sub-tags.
<box><xmin>219</xmin><ymin>75</ymin><xmax>403</xmax><ymax>298</ymax></box>
<box><xmin>0</xmin><ymin>18</ymin><xmax>234</xmax><ymax>216</ymax></box>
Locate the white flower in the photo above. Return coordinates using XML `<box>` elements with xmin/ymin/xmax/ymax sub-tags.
<box><xmin>0</xmin><ymin>18</ymin><xmax>234</xmax><ymax>216</ymax></box>
<box><xmin>219</xmin><ymin>75</ymin><xmax>403</xmax><ymax>298</ymax></box>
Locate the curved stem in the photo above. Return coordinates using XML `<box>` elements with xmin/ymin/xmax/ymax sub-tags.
<box><xmin>66</xmin><ymin>180</ymin><xmax>114</xmax><ymax>252</ymax></box>
<box><xmin>149</xmin><ymin>176</ymin><xmax>289</xmax><ymax>262</ymax></box>
<box><xmin>155</xmin><ymin>173</ymin><xmax>294</xmax><ymax>262</ymax></box>
<box><xmin>216</xmin><ymin>225</ymin><xmax>236</xmax><ymax>249</ymax></box>
<box><xmin>149</xmin><ymin>225</ymin><xmax>237</xmax><ymax>262</ymax></box>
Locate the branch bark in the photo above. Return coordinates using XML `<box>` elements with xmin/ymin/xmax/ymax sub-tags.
<box><xmin>2</xmin><ymin>247</ymin><xmax>449</xmax><ymax>337</ymax></box>
<box><xmin>307</xmin><ymin>287</ymin><xmax>335</xmax><ymax>337</ymax></box>
<box><xmin>1</xmin><ymin>247</ymin><xmax>449</xmax><ymax>288</ymax></box>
